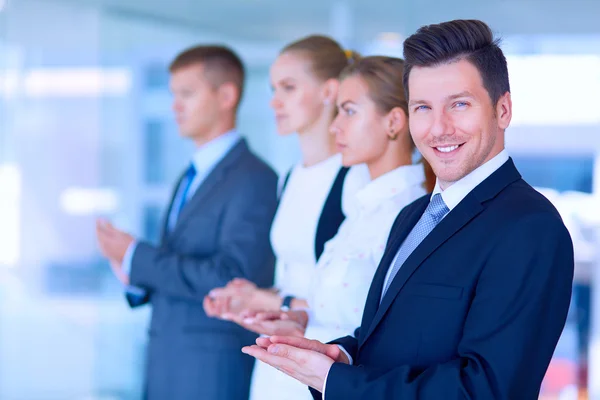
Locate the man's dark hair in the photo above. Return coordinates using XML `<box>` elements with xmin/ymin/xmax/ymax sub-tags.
<box><xmin>403</xmin><ymin>19</ymin><xmax>510</xmax><ymax>106</ymax></box>
<box><xmin>169</xmin><ymin>45</ymin><xmax>245</xmax><ymax>107</ymax></box>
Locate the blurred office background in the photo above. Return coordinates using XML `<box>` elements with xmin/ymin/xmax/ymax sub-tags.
<box><xmin>0</xmin><ymin>0</ymin><xmax>599</xmax><ymax>398</ymax></box>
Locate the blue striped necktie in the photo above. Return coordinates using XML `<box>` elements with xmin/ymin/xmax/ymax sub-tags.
<box><xmin>380</xmin><ymin>193</ymin><xmax>450</xmax><ymax>302</ymax></box>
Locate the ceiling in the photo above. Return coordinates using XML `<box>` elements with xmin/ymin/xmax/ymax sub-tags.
<box><xmin>56</xmin><ymin>0</ymin><xmax>600</xmax><ymax>44</ymax></box>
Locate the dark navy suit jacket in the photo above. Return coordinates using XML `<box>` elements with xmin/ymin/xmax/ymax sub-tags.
<box><xmin>313</xmin><ymin>159</ymin><xmax>574</xmax><ymax>400</ymax></box>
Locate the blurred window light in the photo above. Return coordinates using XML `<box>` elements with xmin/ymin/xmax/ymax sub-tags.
<box><xmin>508</xmin><ymin>55</ymin><xmax>600</xmax><ymax>125</ymax></box>
<box><xmin>0</xmin><ymin>164</ymin><xmax>21</xmax><ymax>267</ymax></box>
<box><xmin>24</xmin><ymin>68</ymin><xmax>132</xmax><ymax>97</ymax></box>
<box><xmin>60</xmin><ymin>188</ymin><xmax>119</xmax><ymax>215</ymax></box>
<box><xmin>512</xmin><ymin>155</ymin><xmax>594</xmax><ymax>193</ymax></box>
<box><xmin>0</xmin><ymin>67</ymin><xmax>132</xmax><ymax>98</ymax></box>
<box><xmin>364</xmin><ymin>32</ymin><xmax>404</xmax><ymax>57</ymax></box>
<box><xmin>0</xmin><ymin>69</ymin><xmax>20</xmax><ymax>98</ymax></box>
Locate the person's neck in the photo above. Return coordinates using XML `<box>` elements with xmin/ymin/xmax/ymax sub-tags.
<box><xmin>192</xmin><ymin>118</ymin><xmax>236</xmax><ymax>148</ymax></box>
<box><xmin>438</xmin><ymin>146</ymin><xmax>505</xmax><ymax>191</ymax></box>
<box><xmin>367</xmin><ymin>151</ymin><xmax>413</xmax><ymax>180</ymax></box>
<box><xmin>297</xmin><ymin>120</ymin><xmax>336</xmax><ymax>167</ymax></box>
<box><xmin>438</xmin><ymin>180</ymin><xmax>451</xmax><ymax>191</ymax></box>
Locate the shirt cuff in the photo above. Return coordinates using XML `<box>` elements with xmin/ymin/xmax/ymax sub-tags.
<box><xmin>323</xmin><ymin>366</ymin><xmax>330</xmax><ymax>398</ymax></box>
<box><xmin>337</xmin><ymin>345</ymin><xmax>353</xmax><ymax>365</ymax></box>
<box><xmin>125</xmin><ymin>285</ymin><xmax>147</xmax><ymax>296</ymax></box>
<box><xmin>122</xmin><ymin>241</ymin><xmax>146</xmax><ymax>295</ymax></box>
<box><xmin>122</xmin><ymin>241</ymin><xmax>137</xmax><ymax>276</ymax></box>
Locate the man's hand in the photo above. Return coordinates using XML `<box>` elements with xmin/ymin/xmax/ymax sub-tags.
<box><xmin>256</xmin><ymin>336</ymin><xmax>349</xmax><ymax>364</ymax></box>
<box><xmin>242</xmin><ymin>336</ymin><xmax>349</xmax><ymax>392</ymax></box>
<box><xmin>96</xmin><ymin>219</ymin><xmax>134</xmax><ymax>263</ymax></box>
<box><xmin>96</xmin><ymin>219</ymin><xmax>134</xmax><ymax>284</ymax></box>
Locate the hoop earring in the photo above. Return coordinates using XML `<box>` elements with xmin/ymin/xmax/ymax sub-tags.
<box><xmin>388</xmin><ymin>130</ymin><xmax>398</xmax><ymax>141</ymax></box>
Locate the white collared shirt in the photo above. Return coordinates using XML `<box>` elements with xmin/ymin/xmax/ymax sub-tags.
<box><xmin>167</xmin><ymin>130</ymin><xmax>241</xmax><ymax>231</ymax></box>
<box><xmin>432</xmin><ymin>149</ymin><xmax>510</xmax><ymax>212</ymax></box>
<box><xmin>188</xmin><ymin>130</ymin><xmax>241</xmax><ymax>197</ymax></box>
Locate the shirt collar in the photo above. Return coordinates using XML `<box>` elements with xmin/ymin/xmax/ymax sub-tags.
<box><xmin>432</xmin><ymin>149</ymin><xmax>510</xmax><ymax>211</ymax></box>
<box><xmin>190</xmin><ymin>130</ymin><xmax>241</xmax><ymax>175</ymax></box>
<box><xmin>356</xmin><ymin>164</ymin><xmax>426</xmax><ymax>209</ymax></box>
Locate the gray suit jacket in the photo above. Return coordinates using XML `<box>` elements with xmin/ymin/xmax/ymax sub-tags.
<box><xmin>129</xmin><ymin>139</ymin><xmax>278</xmax><ymax>400</ymax></box>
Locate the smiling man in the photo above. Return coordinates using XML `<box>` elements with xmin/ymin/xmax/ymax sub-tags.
<box><xmin>241</xmin><ymin>19</ymin><xmax>574</xmax><ymax>400</ymax></box>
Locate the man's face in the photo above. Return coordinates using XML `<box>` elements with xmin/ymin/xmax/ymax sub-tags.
<box><xmin>408</xmin><ymin>59</ymin><xmax>511</xmax><ymax>189</ymax></box>
<box><xmin>170</xmin><ymin>63</ymin><xmax>221</xmax><ymax>144</ymax></box>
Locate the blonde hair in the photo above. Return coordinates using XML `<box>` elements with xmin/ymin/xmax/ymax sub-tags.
<box><xmin>281</xmin><ymin>35</ymin><xmax>358</xmax><ymax>81</ymax></box>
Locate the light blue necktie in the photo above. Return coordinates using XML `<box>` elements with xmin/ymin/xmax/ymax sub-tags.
<box><xmin>381</xmin><ymin>193</ymin><xmax>450</xmax><ymax>302</ymax></box>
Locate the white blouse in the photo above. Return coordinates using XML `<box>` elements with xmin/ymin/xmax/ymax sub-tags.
<box><xmin>249</xmin><ymin>156</ymin><xmax>370</xmax><ymax>400</ymax></box>
<box><xmin>270</xmin><ymin>154</ymin><xmax>370</xmax><ymax>298</ymax></box>
<box><xmin>304</xmin><ymin>164</ymin><xmax>427</xmax><ymax>343</ymax></box>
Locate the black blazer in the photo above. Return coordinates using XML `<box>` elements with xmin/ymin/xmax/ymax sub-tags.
<box><xmin>280</xmin><ymin>166</ymin><xmax>350</xmax><ymax>261</ymax></box>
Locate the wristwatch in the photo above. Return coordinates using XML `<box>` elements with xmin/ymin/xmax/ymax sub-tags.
<box><xmin>280</xmin><ymin>295</ymin><xmax>294</xmax><ymax>311</ymax></box>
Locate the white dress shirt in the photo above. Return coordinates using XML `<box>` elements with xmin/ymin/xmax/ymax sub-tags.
<box><xmin>166</xmin><ymin>130</ymin><xmax>241</xmax><ymax>232</ymax></box>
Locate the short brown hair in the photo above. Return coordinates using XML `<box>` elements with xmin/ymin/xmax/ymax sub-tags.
<box><xmin>340</xmin><ymin>56</ymin><xmax>436</xmax><ymax>192</ymax></box>
<box><xmin>403</xmin><ymin>19</ymin><xmax>510</xmax><ymax>105</ymax></box>
<box><xmin>169</xmin><ymin>45</ymin><xmax>245</xmax><ymax>107</ymax></box>
<box><xmin>281</xmin><ymin>35</ymin><xmax>355</xmax><ymax>82</ymax></box>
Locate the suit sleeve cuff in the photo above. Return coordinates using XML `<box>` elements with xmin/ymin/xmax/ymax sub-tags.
<box><xmin>322</xmin><ymin>346</ymin><xmax>352</xmax><ymax>399</ymax></box>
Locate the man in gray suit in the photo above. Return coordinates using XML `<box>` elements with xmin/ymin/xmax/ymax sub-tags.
<box><xmin>96</xmin><ymin>45</ymin><xmax>278</xmax><ymax>400</ymax></box>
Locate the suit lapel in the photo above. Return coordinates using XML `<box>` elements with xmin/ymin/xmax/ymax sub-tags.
<box><xmin>160</xmin><ymin>173</ymin><xmax>186</xmax><ymax>243</ymax></box>
<box><xmin>359</xmin><ymin>197</ymin><xmax>484</xmax><ymax>345</ymax></box>
<box><xmin>359</xmin><ymin>158</ymin><xmax>522</xmax><ymax>347</ymax></box>
<box><xmin>358</xmin><ymin>197</ymin><xmax>428</xmax><ymax>342</ymax></box>
<box><xmin>168</xmin><ymin>139</ymin><xmax>248</xmax><ymax>238</ymax></box>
